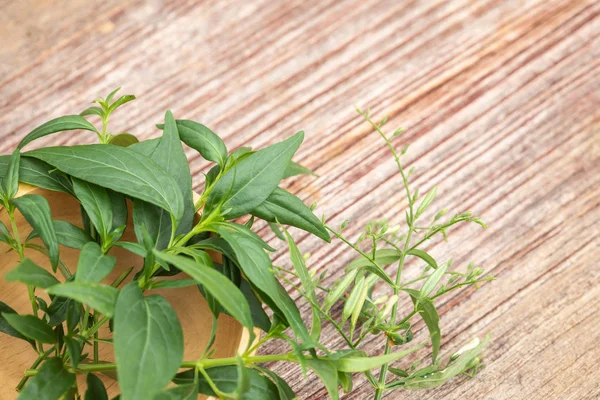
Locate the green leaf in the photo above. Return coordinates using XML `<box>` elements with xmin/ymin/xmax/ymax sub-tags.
<box><xmin>404</xmin><ymin>288</ymin><xmax>441</xmax><ymax>362</ymax></box>
<box><xmin>5</xmin><ymin>258</ymin><xmax>60</xmax><ymax>288</ymax></box>
<box><xmin>75</xmin><ymin>242</ymin><xmax>116</xmax><ymax>283</ymax></box>
<box><xmin>0</xmin><ymin>301</ymin><xmax>35</xmax><ymax>346</ymax></box>
<box><xmin>212</xmin><ymin>222</ymin><xmax>275</xmax><ymax>252</ymax></box>
<box><xmin>105</xmin><ymin>87</ymin><xmax>121</xmax><ymax>104</ymax></box>
<box><xmin>1</xmin><ymin>313</ymin><xmax>55</xmax><ymax>344</ymax></box>
<box><xmin>252</xmin><ymin>188</ymin><xmax>330</xmax><ymax>242</ymax></box>
<box><xmin>133</xmin><ymin>111</ymin><xmax>194</xmax><ymax>249</ymax></box>
<box><xmin>407</xmin><ymin>249</ymin><xmax>438</xmax><ymax>270</ymax></box>
<box><xmin>304</xmin><ymin>359</ymin><xmax>339</xmax><ymax>400</ymax></box>
<box><xmin>64</xmin><ymin>336</ymin><xmax>82</xmax><ymax>368</ymax></box>
<box><xmin>85</xmin><ymin>373</ymin><xmax>108</xmax><ymax>400</ymax></box>
<box><xmin>114</xmin><ymin>283</ymin><xmax>183</xmax><ymax>400</ymax></box>
<box><xmin>205</xmin><ymin>131</ymin><xmax>304</xmax><ymax>219</ymax></box>
<box><xmin>346</xmin><ymin>248</ymin><xmax>401</xmax><ymax>270</ymax></box>
<box><xmin>72</xmin><ymin>178</ymin><xmax>113</xmax><ymax>241</ymax></box>
<box><xmin>283</xmin><ymin>226</ymin><xmax>321</xmax><ymax>340</ymax></box>
<box><xmin>154</xmin><ymin>251</ymin><xmax>253</xmax><ymax>332</ymax></box>
<box><xmin>114</xmin><ymin>241</ymin><xmax>147</xmax><ymax>257</ymax></box>
<box><xmin>169</xmin><ymin>120</ymin><xmax>227</xmax><ymax>167</ymax></box>
<box><xmin>80</xmin><ymin>106</ymin><xmax>104</xmax><ymax>117</ymax></box>
<box><xmin>283</xmin><ymin>160</ymin><xmax>317</xmax><ymax>179</ymax></box>
<box><xmin>47</xmin><ymin>282</ymin><xmax>118</xmax><ymax>317</ymax></box>
<box><xmin>173</xmin><ymin>366</ymin><xmax>279</xmax><ymax>399</ymax></box>
<box><xmin>107</xmin><ymin>133</ymin><xmax>139</xmax><ymax>148</ymax></box>
<box><xmin>26</xmin><ymin>144</ymin><xmax>184</xmax><ymax>224</ymax></box>
<box><xmin>332</xmin><ymin>343</ymin><xmax>423</xmax><ymax>372</ymax></box>
<box><xmin>216</xmin><ymin>225</ymin><xmax>315</xmax><ymax>347</ymax></box>
<box><xmin>0</xmin><ymin>156</ymin><xmax>73</xmax><ymax>194</ymax></box>
<box><xmin>19</xmin><ymin>115</ymin><xmax>98</xmax><ymax>149</ymax></box>
<box><xmin>237</xmin><ymin>356</ymin><xmax>251</xmax><ymax>396</ymax></box>
<box><xmin>11</xmin><ymin>194</ymin><xmax>59</xmax><ymax>270</ymax></box>
<box><xmin>152</xmin><ymin>279</ymin><xmax>197</xmax><ymax>289</ymax></box>
<box><xmin>108</xmin><ymin>95</ymin><xmax>136</xmax><ymax>113</ymax></box>
<box><xmin>54</xmin><ymin>220</ymin><xmax>93</xmax><ymax>249</ymax></box>
<box><xmin>108</xmin><ymin>133</ymin><xmax>139</xmax><ymax>147</ymax></box>
<box><xmin>344</xmin><ymin>249</ymin><xmax>397</xmax><ymax>286</ymax></box>
<box><xmin>153</xmin><ymin>384</ymin><xmax>196</xmax><ymax>400</ymax></box>
<box><xmin>2</xmin><ymin>149</ymin><xmax>20</xmax><ymax>199</ymax></box>
<box><xmin>419</xmin><ymin>262</ymin><xmax>448</xmax><ymax>299</ymax></box>
<box><xmin>403</xmin><ymin>335</ymin><xmax>490</xmax><ymax>389</ymax></box>
<box><xmin>254</xmin><ymin>367</ymin><xmax>295</xmax><ymax>400</ymax></box>
<box><xmin>18</xmin><ymin>358</ymin><xmax>75</xmax><ymax>400</ymax></box>
<box><xmin>128</xmin><ymin>137</ymin><xmax>160</xmax><ymax>157</ymax></box>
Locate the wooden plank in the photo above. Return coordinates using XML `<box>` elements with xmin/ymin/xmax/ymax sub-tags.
<box><xmin>0</xmin><ymin>0</ymin><xmax>598</xmax><ymax>398</ymax></box>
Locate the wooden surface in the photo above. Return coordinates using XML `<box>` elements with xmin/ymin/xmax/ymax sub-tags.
<box><xmin>0</xmin><ymin>0</ymin><xmax>599</xmax><ymax>399</ymax></box>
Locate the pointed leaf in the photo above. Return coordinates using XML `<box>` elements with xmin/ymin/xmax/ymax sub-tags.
<box><xmin>5</xmin><ymin>258</ymin><xmax>60</xmax><ymax>288</ymax></box>
<box><xmin>0</xmin><ymin>156</ymin><xmax>72</xmax><ymax>194</ymax></box>
<box><xmin>252</xmin><ymin>188</ymin><xmax>330</xmax><ymax>242</ymax></box>
<box><xmin>172</xmin><ymin>366</ymin><xmax>279</xmax><ymax>399</ymax></box>
<box><xmin>85</xmin><ymin>373</ymin><xmax>108</xmax><ymax>400</ymax></box>
<box><xmin>153</xmin><ymin>384</ymin><xmax>196</xmax><ymax>400</ymax></box>
<box><xmin>154</xmin><ymin>251</ymin><xmax>253</xmax><ymax>332</ymax></box>
<box><xmin>26</xmin><ymin>144</ymin><xmax>183</xmax><ymax>223</ymax></box>
<box><xmin>419</xmin><ymin>262</ymin><xmax>448</xmax><ymax>299</ymax></box>
<box><xmin>114</xmin><ymin>283</ymin><xmax>183</xmax><ymax>400</ymax></box>
<box><xmin>1</xmin><ymin>313</ymin><xmax>55</xmax><ymax>343</ymax></box>
<box><xmin>18</xmin><ymin>115</ymin><xmax>98</xmax><ymax>149</ymax></box>
<box><xmin>404</xmin><ymin>288</ymin><xmax>441</xmax><ymax>362</ymax></box>
<box><xmin>283</xmin><ymin>160</ymin><xmax>316</xmax><ymax>179</ymax></box>
<box><xmin>76</xmin><ymin>242</ymin><xmax>116</xmax><ymax>283</ymax></box>
<box><xmin>0</xmin><ymin>301</ymin><xmax>35</xmax><ymax>346</ymax></box>
<box><xmin>11</xmin><ymin>194</ymin><xmax>59</xmax><ymax>270</ymax></box>
<box><xmin>332</xmin><ymin>343</ymin><xmax>423</xmax><ymax>372</ymax></box>
<box><xmin>2</xmin><ymin>149</ymin><xmax>20</xmax><ymax>199</ymax></box>
<box><xmin>47</xmin><ymin>282</ymin><xmax>118</xmax><ymax>317</ymax></box>
<box><xmin>216</xmin><ymin>225</ymin><xmax>314</xmax><ymax>347</ymax></box>
<box><xmin>54</xmin><ymin>220</ymin><xmax>93</xmax><ymax>249</ymax></box>
<box><xmin>407</xmin><ymin>249</ymin><xmax>438</xmax><ymax>270</ymax></box>
<box><xmin>205</xmin><ymin>131</ymin><xmax>303</xmax><ymax>219</ymax></box>
<box><xmin>172</xmin><ymin>120</ymin><xmax>227</xmax><ymax>167</ymax></box>
<box><xmin>304</xmin><ymin>359</ymin><xmax>339</xmax><ymax>400</ymax></box>
<box><xmin>73</xmin><ymin>178</ymin><xmax>113</xmax><ymax>241</ymax></box>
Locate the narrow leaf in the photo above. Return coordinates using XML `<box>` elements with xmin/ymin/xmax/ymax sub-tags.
<box><xmin>153</xmin><ymin>384</ymin><xmax>196</xmax><ymax>400</ymax></box>
<box><xmin>332</xmin><ymin>343</ymin><xmax>423</xmax><ymax>372</ymax></box>
<box><xmin>2</xmin><ymin>149</ymin><xmax>20</xmax><ymax>199</ymax></box>
<box><xmin>0</xmin><ymin>301</ymin><xmax>35</xmax><ymax>346</ymax></box>
<box><xmin>252</xmin><ymin>188</ymin><xmax>330</xmax><ymax>242</ymax></box>
<box><xmin>0</xmin><ymin>156</ymin><xmax>72</xmax><ymax>194</ymax></box>
<box><xmin>1</xmin><ymin>313</ymin><xmax>55</xmax><ymax>344</ymax></box>
<box><xmin>404</xmin><ymin>288</ymin><xmax>441</xmax><ymax>362</ymax></box>
<box><xmin>171</xmin><ymin>120</ymin><xmax>227</xmax><ymax>167</ymax></box>
<box><xmin>173</xmin><ymin>366</ymin><xmax>279</xmax><ymax>399</ymax></box>
<box><xmin>18</xmin><ymin>116</ymin><xmax>98</xmax><ymax>149</ymax></box>
<box><xmin>407</xmin><ymin>248</ymin><xmax>438</xmax><ymax>270</ymax></box>
<box><xmin>205</xmin><ymin>131</ymin><xmax>304</xmax><ymax>219</ymax></box>
<box><xmin>304</xmin><ymin>359</ymin><xmax>339</xmax><ymax>400</ymax></box>
<box><xmin>5</xmin><ymin>258</ymin><xmax>60</xmax><ymax>288</ymax></box>
<box><xmin>47</xmin><ymin>282</ymin><xmax>118</xmax><ymax>317</ymax></box>
<box><xmin>419</xmin><ymin>262</ymin><xmax>448</xmax><ymax>299</ymax></box>
<box><xmin>283</xmin><ymin>160</ymin><xmax>317</xmax><ymax>179</ymax></box>
<box><xmin>11</xmin><ymin>194</ymin><xmax>59</xmax><ymax>270</ymax></box>
<box><xmin>73</xmin><ymin>178</ymin><xmax>113</xmax><ymax>241</ymax></box>
<box><xmin>154</xmin><ymin>251</ymin><xmax>253</xmax><ymax>332</ymax></box>
<box><xmin>26</xmin><ymin>144</ymin><xmax>184</xmax><ymax>224</ymax></box>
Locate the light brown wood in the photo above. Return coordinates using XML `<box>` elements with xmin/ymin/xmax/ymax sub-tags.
<box><xmin>0</xmin><ymin>185</ymin><xmax>253</xmax><ymax>398</ymax></box>
<box><xmin>0</xmin><ymin>0</ymin><xmax>599</xmax><ymax>399</ymax></box>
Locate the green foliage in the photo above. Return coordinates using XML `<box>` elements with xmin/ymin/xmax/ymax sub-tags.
<box><xmin>0</xmin><ymin>91</ymin><xmax>493</xmax><ymax>399</ymax></box>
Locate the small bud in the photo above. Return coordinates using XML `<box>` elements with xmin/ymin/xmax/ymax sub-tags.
<box><xmin>380</xmin><ymin>115</ymin><xmax>388</xmax><ymax>126</ymax></box>
<box><xmin>373</xmin><ymin>295</ymin><xmax>389</xmax><ymax>305</ymax></box>
<box><xmin>459</xmin><ymin>211</ymin><xmax>473</xmax><ymax>218</ymax></box>
<box><xmin>434</xmin><ymin>208</ymin><xmax>448</xmax><ymax>221</ymax></box>
<box><xmin>386</xmin><ymin>329</ymin><xmax>413</xmax><ymax>346</ymax></box>
<box><xmin>309</xmin><ymin>266</ymin><xmax>319</xmax><ymax>278</ymax></box>
<box><xmin>393</xmin><ymin>128</ymin><xmax>406</xmax><ymax>138</ymax></box>
<box><xmin>450</xmin><ymin>337</ymin><xmax>480</xmax><ymax>361</ymax></box>
<box><xmin>303</xmin><ymin>252</ymin><xmax>311</xmax><ymax>262</ymax></box>
<box><xmin>341</xmin><ymin>220</ymin><xmax>350</xmax><ymax>230</ymax></box>
<box><xmin>310</xmin><ymin>202</ymin><xmax>317</xmax><ymax>211</ymax></box>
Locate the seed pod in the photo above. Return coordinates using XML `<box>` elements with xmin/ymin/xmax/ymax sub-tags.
<box><xmin>323</xmin><ymin>269</ymin><xmax>359</xmax><ymax>311</ymax></box>
<box><xmin>376</xmin><ymin>294</ymin><xmax>398</xmax><ymax>325</ymax></box>
<box><xmin>386</xmin><ymin>328</ymin><xmax>413</xmax><ymax>346</ymax></box>
<box><xmin>342</xmin><ymin>276</ymin><xmax>367</xmax><ymax>324</ymax></box>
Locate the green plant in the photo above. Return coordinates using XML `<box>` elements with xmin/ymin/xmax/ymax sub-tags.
<box><xmin>0</xmin><ymin>89</ymin><xmax>493</xmax><ymax>400</ymax></box>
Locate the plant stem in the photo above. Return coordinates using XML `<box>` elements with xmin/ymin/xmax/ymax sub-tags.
<box><xmin>16</xmin><ymin>346</ymin><xmax>55</xmax><ymax>391</ymax></box>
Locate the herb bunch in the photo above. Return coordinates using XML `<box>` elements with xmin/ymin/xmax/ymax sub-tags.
<box><xmin>0</xmin><ymin>90</ymin><xmax>492</xmax><ymax>399</ymax></box>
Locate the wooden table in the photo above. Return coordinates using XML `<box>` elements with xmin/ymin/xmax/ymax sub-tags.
<box><xmin>0</xmin><ymin>0</ymin><xmax>598</xmax><ymax>399</ymax></box>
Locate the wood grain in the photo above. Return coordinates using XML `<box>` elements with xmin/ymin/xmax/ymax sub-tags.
<box><xmin>0</xmin><ymin>0</ymin><xmax>598</xmax><ymax>399</ymax></box>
